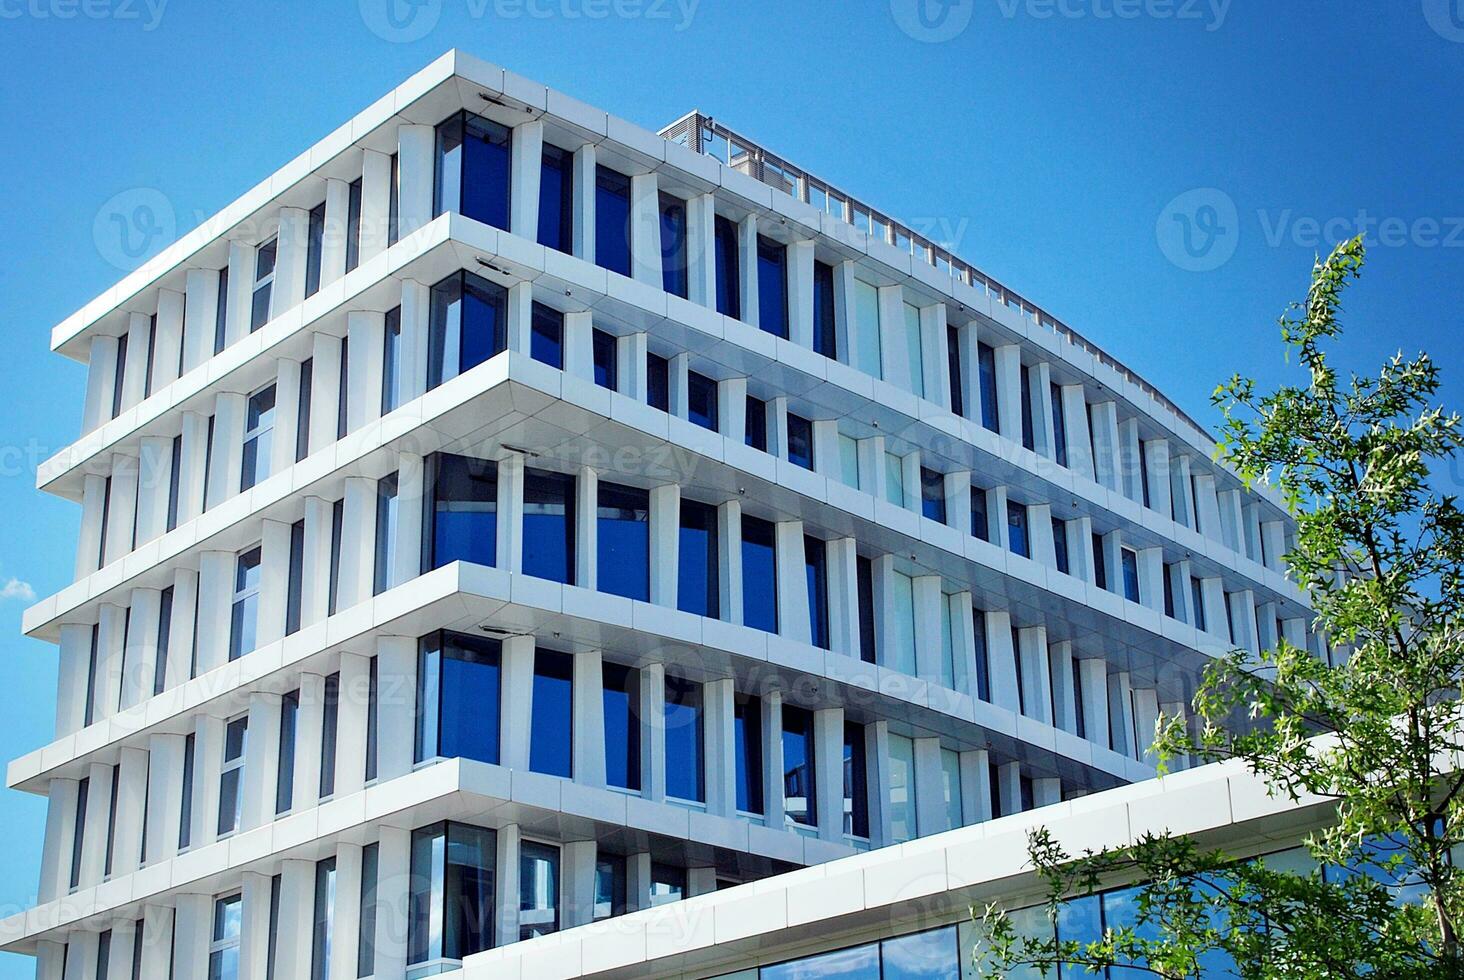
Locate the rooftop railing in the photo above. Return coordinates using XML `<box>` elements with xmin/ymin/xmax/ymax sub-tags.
<box><xmin>660</xmin><ymin>110</ymin><xmax>1213</xmax><ymax>446</ymax></box>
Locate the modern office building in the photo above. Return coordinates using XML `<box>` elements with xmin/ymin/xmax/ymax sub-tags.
<box><xmin>0</xmin><ymin>51</ymin><xmax>1310</xmax><ymax>979</ymax></box>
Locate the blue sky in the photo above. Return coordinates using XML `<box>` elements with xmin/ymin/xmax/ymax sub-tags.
<box><xmin>0</xmin><ymin>0</ymin><xmax>1460</xmax><ymax>972</ymax></box>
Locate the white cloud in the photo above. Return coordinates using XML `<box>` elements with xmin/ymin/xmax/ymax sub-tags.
<box><xmin>0</xmin><ymin>578</ymin><xmax>36</xmax><ymax>603</ymax></box>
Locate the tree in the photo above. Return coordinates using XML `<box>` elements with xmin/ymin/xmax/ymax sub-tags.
<box><xmin>972</xmin><ymin>237</ymin><xmax>1464</xmax><ymax>979</ymax></box>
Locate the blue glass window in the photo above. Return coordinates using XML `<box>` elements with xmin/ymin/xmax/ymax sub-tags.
<box><xmin>538</xmin><ymin>144</ymin><xmax>573</xmax><ymax>253</ymax></box>
<box><xmin>787</xmin><ymin>413</ymin><xmax>814</xmax><ymax>470</ymax></box>
<box><xmin>756</xmin><ymin>236</ymin><xmax>788</xmax><ymax>338</ymax></box>
<box><xmin>1020</xmin><ymin>365</ymin><xmax>1036</xmax><ymax>451</ymax></box>
<box><xmin>597</xmin><ymin>482</ymin><xmax>649</xmax><ymax>602</ymax></box>
<box><xmin>920</xmin><ymin>468</ymin><xmax>946</xmax><ymax>524</ymax></box>
<box><xmin>415</xmin><ymin>632</ymin><xmax>500</xmax><ymax>765</ymax></box>
<box><xmin>947</xmin><ymin>324</ymin><xmax>964</xmax><ymax>418</ymax></box>
<box><xmin>1053</xmin><ymin>517</ymin><xmax>1070</xmax><ymax>574</ymax></box>
<box><xmin>647</xmin><ymin>352</ymin><xmax>669</xmax><ymax>411</ymax></box>
<box><xmin>311</xmin><ymin>855</ymin><xmax>336</xmax><ymax>978</ymax></box>
<box><xmin>882</xmin><ymin>925</ymin><xmax>959</xmax><ymax>979</ymax></box>
<box><xmin>593</xmin><ymin>854</ymin><xmax>627</xmax><ymax>921</ymax></box>
<box><xmin>1007</xmin><ymin>501</ymin><xmax>1029</xmax><ymax>558</ymax></box>
<box><xmin>435</xmin><ymin>111</ymin><xmax>511</xmax><ymax>231</ymax></box>
<box><xmin>813</xmin><ymin>260</ymin><xmax>837</xmax><ymax>358</ymax></box>
<box><xmin>427</xmin><ymin>271</ymin><xmax>507</xmax><ymax>389</ymax></box>
<box><xmin>382</xmin><ymin>306</ymin><xmax>401</xmax><ymax>415</ymax></box>
<box><xmin>373</xmin><ymin>472</ymin><xmax>398</xmax><ymax>596</ymax></box>
<box><xmin>659</xmin><ymin>193</ymin><xmax>688</xmax><ymax>298</ymax></box>
<box><xmin>745</xmin><ymin>395</ymin><xmax>768</xmax><ymax>452</ymax></box>
<box><xmin>781</xmin><ymin>705</ymin><xmax>816</xmax><ymax>827</ymax></box>
<box><xmin>1094</xmin><ymin>534</ymin><xmax>1109</xmax><ymax>591</ymax></box>
<box><xmin>713</xmin><ymin>214</ymin><xmax>740</xmax><ymax>319</ymax></box>
<box><xmin>529</xmin><ymin>650</ymin><xmax>573</xmax><ymax>778</ymax></box>
<box><xmin>741</xmin><ymin>515</ymin><xmax>778</xmax><ymax>634</ymax></box>
<box><xmin>972</xmin><ymin>608</ymin><xmax>990</xmax><ymax>702</ymax></box>
<box><xmin>530</xmin><ymin>302</ymin><xmax>563</xmax><ymax>369</ymax></box>
<box><xmin>843</xmin><ymin>722</ymin><xmax>869</xmax><ymax>839</ymax></box>
<box><xmin>594</xmin><ymin>165</ymin><xmax>632</xmax><ymax>277</ymax></box>
<box><xmin>971</xmin><ymin>485</ymin><xmax>990</xmax><ymax>542</ymax></box>
<box><xmin>251</xmin><ymin>239</ymin><xmax>277</xmax><ymax>331</ymax></box>
<box><xmin>805</xmin><ymin>535</ymin><xmax>829</xmax><ymax>650</ymax></box>
<box><xmin>429</xmin><ymin>454</ymin><xmax>497</xmax><ymax>569</ymax></box>
<box><xmin>407</xmin><ymin>822</ymin><xmax>496</xmax><ymax>969</ymax></box>
<box><xmin>523</xmin><ymin>469</ymin><xmax>575</xmax><ymax>584</ymax></box>
<box><xmin>733</xmin><ymin>694</ymin><xmax>763</xmax><ymax>814</ymax></box>
<box><xmin>345</xmin><ymin>177</ymin><xmax>363</xmax><ymax>274</ymax></box>
<box><xmin>601</xmin><ymin>663</ymin><xmax>641</xmax><ymax>791</ymax></box>
<box><xmin>978</xmin><ymin>341</ymin><xmax>999</xmax><ymax>433</ymax></box>
<box><xmin>762</xmin><ymin>943</ymin><xmax>878</xmax><ymax>980</ymax></box>
<box><xmin>664</xmin><ymin>676</ymin><xmax>704</xmax><ymax>802</ymax></box>
<box><xmin>1122</xmin><ymin>548</ymin><xmax>1141</xmax><ymax>603</ymax></box>
<box><xmin>592</xmin><ymin>329</ymin><xmax>617</xmax><ymax>390</ymax></box>
<box><xmin>305</xmin><ymin>202</ymin><xmax>325</xmax><ymax>298</ymax></box>
<box><xmin>678</xmin><ymin>499</ymin><xmax>720</xmax><ymax>619</ymax></box>
<box><xmin>688</xmin><ymin>371</ymin><xmax>718</xmax><ymax>431</ymax></box>
<box><xmin>1051</xmin><ymin>382</ymin><xmax>1068</xmax><ymax>467</ymax></box>
<box><xmin>857</xmin><ymin>554</ymin><xmax>877</xmax><ymax>665</ymax></box>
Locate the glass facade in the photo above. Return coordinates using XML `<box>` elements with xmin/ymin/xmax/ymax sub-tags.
<box><xmin>217</xmin><ymin>716</ymin><xmax>248</xmax><ymax>837</ymax></box>
<box><xmin>416</xmin><ymin>632</ymin><xmax>501</xmax><ymax>766</ymax></box>
<box><xmin>787</xmin><ymin>412</ymin><xmax>814</xmax><ymax>470</ymax></box>
<box><xmin>756</xmin><ymin>237</ymin><xmax>788</xmax><ymax>338</ymax></box>
<box><xmin>843</xmin><ymin>721</ymin><xmax>869</xmax><ymax>839</ymax></box>
<box><xmin>597</xmin><ymin>481</ymin><xmax>650</xmax><ymax>602</ymax></box>
<box><xmin>530</xmin><ymin>650</ymin><xmax>574</xmax><ymax>778</ymax></box>
<box><xmin>660</xmin><ymin>192</ymin><xmax>688</xmax><ymax>298</ymax></box>
<box><xmin>978</xmin><ymin>341</ymin><xmax>998</xmax><ymax>432</ymax></box>
<box><xmin>813</xmin><ymin>260</ymin><xmax>837</xmax><ymax>358</ymax></box>
<box><xmin>595</xmin><ymin>165</ymin><xmax>632</xmax><ymax>277</ymax></box>
<box><xmin>781</xmin><ymin>705</ymin><xmax>816</xmax><ymax>828</ymax></box>
<box><xmin>522</xmin><ymin>468</ymin><xmax>576</xmax><ymax>584</ymax></box>
<box><xmin>688</xmin><ymin>370</ymin><xmax>719</xmax><ymax>431</ymax></box>
<box><xmin>805</xmin><ymin>534</ymin><xmax>829</xmax><ymax>650</ymax></box>
<box><xmin>428</xmin><ymin>271</ymin><xmax>507</xmax><ymax>389</ymax></box>
<box><xmin>713</xmin><ymin>214</ymin><xmax>741</xmax><ymax>319</ymax></box>
<box><xmin>529</xmin><ymin>302</ymin><xmax>563</xmax><ymax>369</ymax></box>
<box><xmin>407</xmin><ymin>822</ymin><xmax>496</xmax><ymax>977</ymax></box>
<box><xmin>435</xmin><ymin>111</ymin><xmax>511</xmax><ymax>230</ymax></box>
<box><xmin>664</xmin><ymin>675</ymin><xmax>704</xmax><ymax>803</ymax></box>
<box><xmin>240</xmin><ymin>384</ymin><xmax>276</xmax><ymax>492</ymax></box>
<box><xmin>428</xmin><ymin>453</ymin><xmax>498</xmax><ymax>569</ymax></box>
<box><xmin>853</xmin><ymin>279</ymin><xmax>882</xmax><ymax>379</ymax></box>
<box><xmin>887</xmin><ymin>732</ymin><xmax>916</xmax><ymax>844</ymax></box>
<box><xmin>678</xmin><ymin>499</ymin><xmax>720</xmax><ymax>618</ymax></box>
<box><xmin>229</xmin><ymin>547</ymin><xmax>262</xmax><ymax>662</ymax></box>
<box><xmin>537</xmin><ymin>144</ymin><xmax>573</xmax><ymax>253</ymax></box>
<box><xmin>741</xmin><ymin>514</ymin><xmax>778</xmax><ymax>634</ymax></box>
<box><xmin>734</xmin><ymin>693</ymin><xmax>764</xmax><ymax>815</ymax></box>
<box><xmin>519</xmin><ymin>841</ymin><xmax>561</xmax><ymax>940</ymax></box>
<box><xmin>602</xmin><ymin>662</ymin><xmax>641</xmax><ymax>792</ymax></box>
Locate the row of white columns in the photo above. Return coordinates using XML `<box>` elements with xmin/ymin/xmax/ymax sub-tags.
<box><xmin>79</xmin><ymin>121</ymin><xmax>435</xmax><ymax>438</ymax></box>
